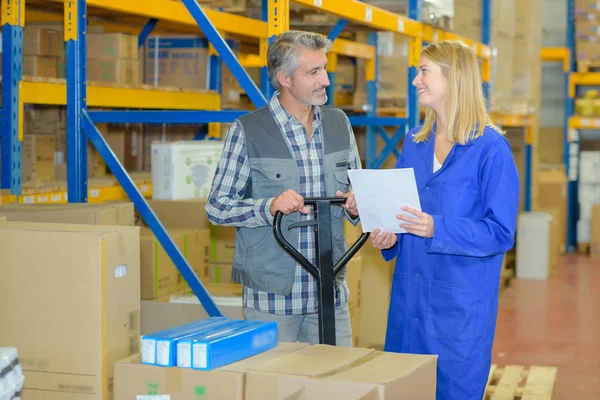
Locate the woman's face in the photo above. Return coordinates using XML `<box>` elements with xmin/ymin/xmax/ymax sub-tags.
<box><xmin>412</xmin><ymin>55</ymin><xmax>448</xmax><ymax>113</ymax></box>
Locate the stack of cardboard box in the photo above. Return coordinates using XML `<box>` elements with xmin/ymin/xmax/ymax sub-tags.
<box><xmin>22</xmin><ymin>26</ymin><xmax>64</xmax><ymax>78</ymax></box>
<box><xmin>0</xmin><ymin>203</ymin><xmax>140</xmax><ymax>399</ymax></box>
<box><xmin>87</xmin><ymin>33</ymin><xmax>140</xmax><ymax>86</ymax></box>
<box><xmin>575</xmin><ymin>0</ymin><xmax>600</xmax><ymax>70</ymax></box>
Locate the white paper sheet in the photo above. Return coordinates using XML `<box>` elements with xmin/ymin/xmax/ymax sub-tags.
<box><xmin>347</xmin><ymin>168</ymin><xmax>422</xmax><ymax>234</ymax></box>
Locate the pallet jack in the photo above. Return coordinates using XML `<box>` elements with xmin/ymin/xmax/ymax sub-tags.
<box><xmin>273</xmin><ymin>197</ymin><xmax>370</xmax><ymax>345</ymax></box>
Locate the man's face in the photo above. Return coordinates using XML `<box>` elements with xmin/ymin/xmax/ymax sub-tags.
<box><xmin>283</xmin><ymin>48</ymin><xmax>330</xmax><ymax>105</ymax></box>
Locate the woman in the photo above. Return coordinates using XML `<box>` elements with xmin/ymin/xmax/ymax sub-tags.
<box><xmin>371</xmin><ymin>41</ymin><xmax>519</xmax><ymax>399</ymax></box>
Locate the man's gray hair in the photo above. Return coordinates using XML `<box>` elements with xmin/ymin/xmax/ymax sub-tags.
<box><xmin>267</xmin><ymin>30</ymin><xmax>332</xmax><ymax>90</ymax></box>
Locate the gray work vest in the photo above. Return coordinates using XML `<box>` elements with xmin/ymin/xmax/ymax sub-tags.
<box><xmin>232</xmin><ymin>105</ymin><xmax>351</xmax><ymax>295</ymax></box>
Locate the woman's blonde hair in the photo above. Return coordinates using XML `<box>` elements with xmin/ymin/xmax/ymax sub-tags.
<box><xmin>413</xmin><ymin>40</ymin><xmax>503</xmax><ymax>144</ymax></box>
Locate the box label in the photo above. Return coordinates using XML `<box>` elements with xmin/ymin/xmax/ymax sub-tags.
<box><xmin>155</xmin><ymin>340</ymin><xmax>172</xmax><ymax>366</ymax></box>
<box><xmin>192</xmin><ymin>343</ymin><xmax>208</xmax><ymax>369</ymax></box>
<box><xmin>177</xmin><ymin>341</ymin><xmax>192</xmax><ymax>368</ymax></box>
<box><xmin>141</xmin><ymin>338</ymin><xmax>156</xmax><ymax>364</ymax></box>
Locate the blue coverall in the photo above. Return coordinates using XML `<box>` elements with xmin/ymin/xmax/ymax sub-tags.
<box><xmin>381</xmin><ymin>125</ymin><xmax>519</xmax><ymax>399</ymax></box>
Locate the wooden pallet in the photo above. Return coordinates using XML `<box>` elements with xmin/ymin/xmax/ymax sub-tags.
<box><xmin>578</xmin><ymin>242</ymin><xmax>590</xmax><ymax>255</ymax></box>
<box><xmin>577</xmin><ymin>60</ymin><xmax>600</xmax><ymax>73</ymax></box>
<box><xmin>484</xmin><ymin>364</ymin><xmax>557</xmax><ymax>400</ymax></box>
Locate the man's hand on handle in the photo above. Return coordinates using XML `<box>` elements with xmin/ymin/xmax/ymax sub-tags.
<box><xmin>270</xmin><ymin>190</ymin><xmax>309</xmax><ymax>216</ymax></box>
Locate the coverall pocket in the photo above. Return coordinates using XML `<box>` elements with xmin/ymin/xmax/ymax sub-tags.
<box><xmin>425</xmin><ymin>279</ymin><xmax>476</xmax><ymax>342</ymax></box>
<box><xmin>436</xmin><ymin>184</ymin><xmax>478</xmax><ymax>217</ymax></box>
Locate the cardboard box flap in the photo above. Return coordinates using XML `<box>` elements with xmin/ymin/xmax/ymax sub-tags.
<box><xmin>221</xmin><ymin>342</ymin><xmax>308</xmax><ymax>373</ymax></box>
<box><xmin>0</xmin><ymin>202</ymin><xmax>134</xmax><ymax>226</ymax></box>
<box><xmin>250</xmin><ymin>345</ymin><xmax>374</xmax><ymax>377</ymax></box>
<box><xmin>0</xmin><ymin>221</ymin><xmax>138</xmax><ymax>234</ymax></box>
<box><xmin>328</xmin><ymin>352</ymin><xmax>437</xmax><ymax>384</ymax></box>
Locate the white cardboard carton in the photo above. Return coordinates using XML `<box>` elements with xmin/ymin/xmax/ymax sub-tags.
<box><xmin>152</xmin><ymin>141</ymin><xmax>223</xmax><ymax>200</ymax></box>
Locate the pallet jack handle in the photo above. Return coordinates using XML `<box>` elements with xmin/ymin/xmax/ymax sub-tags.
<box><xmin>273</xmin><ymin>197</ymin><xmax>370</xmax><ymax>345</ymax></box>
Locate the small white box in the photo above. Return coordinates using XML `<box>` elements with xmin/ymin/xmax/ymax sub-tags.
<box><xmin>151</xmin><ymin>141</ymin><xmax>223</xmax><ymax>200</ymax></box>
<box><xmin>578</xmin><ymin>218</ymin><xmax>591</xmax><ymax>244</ymax></box>
<box><xmin>516</xmin><ymin>212</ymin><xmax>552</xmax><ymax>280</ymax></box>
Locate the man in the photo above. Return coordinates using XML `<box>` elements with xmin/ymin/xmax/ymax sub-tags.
<box><xmin>205</xmin><ymin>30</ymin><xmax>361</xmax><ymax>346</ymax></box>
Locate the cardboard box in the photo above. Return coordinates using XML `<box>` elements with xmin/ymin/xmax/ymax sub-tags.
<box><xmin>590</xmin><ymin>204</ymin><xmax>600</xmax><ymax>257</ymax></box>
<box><xmin>87</xmin><ymin>33</ymin><xmax>139</xmax><ymax>60</ymax></box>
<box><xmin>513</xmin><ymin>0</ymin><xmax>543</xmax><ymax>113</ymax></box>
<box><xmin>357</xmin><ymin>250</ymin><xmax>394</xmax><ymax>348</ymax></box>
<box><xmin>209</xmin><ymin>262</ymin><xmax>233</xmax><ymax>283</ymax></box>
<box><xmin>22</xmin><ymin>160</ymin><xmax>55</xmax><ymax>183</ymax></box>
<box><xmin>88</xmin><ymin>59</ymin><xmax>140</xmax><ymax>85</ymax></box>
<box><xmin>151</xmin><ymin>141</ymin><xmax>223</xmax><ymax>200</ymax></box>
<box><xmin>22</xmin><ymin>55</ymin><xmax>59</xmax><ymax>78</ymax></box>
<box><xmin>0</xmin><ymin>202</ymin><xmax>135</xmax><ymax>226</ymax></box>
<box><xmin>141</xmin><ymin>227</ymin><xmax>189</xmax><ymax>299</ymax></box>
<box><xmin>143</xmin><ymin>198</ymin><xmax>210</xmax><ymax>230</ymax></box>
<box><xmin>114</xmin><ymin>343</ymin><xmax>308</xmax><ymax>400</ymax></box>
<box><xmin>576</xmin><ymin>0</ymin><xmax>600</xmax><ymax>14</ymax></box>
<box><xmin>536</xmin><ymin>166</ymin><xmax>568</xmax><ymax>253</ymax></box>
<box><xmin>336</xmin><ymin>57</ymin><xmax>356</xmax><ymax>94</ymax></box>
<box><xmin>0</xmin><ymin>222</ymin><xmax>141</xmax><ymax>400</ymax></box>
<box><xmin>23</xmin><ymin>27</ymin><xmax>64</xmax><ymax>57</ymax></box>
<box><xmin>144</xmin><ymin>36</ymin><xmax>209</xmax><ymax>89</ymax></box>
<box><xmin>539</xmin><ymin>128</ymin><xmax>565</xmax><ymax>164</ymax></box>
<box><xmin>106</xmin><ymin>128</ymin><xmax>138</xmax><ymax>171</ymax></box>
<box><xmin>345</xmin><ymin>256</ymin><xmax>363</xmax><ymax>346</ymax></box>
<box><xmin>246</xmin><ymin>345</ymin><xmax>437</xmax><ymax>399</ymax></box>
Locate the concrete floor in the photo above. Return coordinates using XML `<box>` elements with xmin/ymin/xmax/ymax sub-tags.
<box><xmin>492</xmin><ymin>253</ymin><xmax>600</xmax><ymax>399</ymax></box>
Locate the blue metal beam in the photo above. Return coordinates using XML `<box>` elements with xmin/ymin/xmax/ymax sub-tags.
<box><xmin>372</xmin><ymin>127</ymin><xmax>405</xmax><ymax>169</ymax></box>
<box><xmin>88</xmin><ymin>110</ymin><xmax>249</xmax><ymax>124</ymax></box>
<box><xmin>181</xmin><ymin>0</ymin><xmax>267</xmax><ymax>108</ymax></box>
<box><xmin>524</xmin><ymin>144</ymin><xmax>532</xmax><ymax>212</ymax></box>
<box><xmin>65</xmin><ymin>0</ymin><xmax>88</xmax><ymax>202</ymax></box>
<box><xmin>407</xmin><ymin>0</ymin><xmax>420</xmax><ymax>131</ymax></box>
<box><xmin>326</xmin><ymin>71</ymin><xmax>336</xmax><ymax>106</ymax></box>
<box><xmin>566</xmin><ymin>0</ymin><xmax>577</xmax><ymax>251</ymax></box>
<box><xmin>260</xmin><ymin>0</ymin><xmax>274</xmax><ymax>98</ymax></box>
<box><xmin>327</xmin><ymin>19</ymin><xmax>349</xmax><ymax>42</ymax></box>
<box><xmin>481</xmin><ymin>0</ymin><xmax>491</xmax><ymax>106</ymax></box>
<box><xmin>138</xmin><ymin>18</ymin><xmax>158</xmax><ymax>48</ymax></box>
<box><xmin>366</xmin><ymin>32</ymin><xmax>378</xmax><ymax>169</ymax></box>
<box><xmin>1</xmin><ymin>23</ymin><xmax>23</xmax><ymax>194</ymax></box>
<box><xmin>81</xmin><ymin>110</ymin><xmax>223</xmax><ymax>317</ymax></box>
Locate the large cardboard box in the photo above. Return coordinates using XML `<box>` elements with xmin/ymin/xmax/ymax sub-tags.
<box><xmin>345</xmin><ymin>256</ymin><xmax>363</xmax><ymax>346</ymax></box>
<box><xmin>88</xmin><ymin>59</ymin><xmax>140</xmax><ymax>85</ymax></box>
<box><xmin>0</xmin><ymin>202</ymin><xmax>135</xmax><ymax>226</ymax></box>
<box><xmin>539</xmin><ymin>128</ymin><xmax>564</xmax><ymax>164</ymax></box>
<box><xmin>140</xmin><ymin>227</ymin><xmax>209</xmax><ymax>298</ymax></box>
<box><xmin>144</xmin><ymin>36</ymin><xmax>209</xmax><ymax>89</ymax></box>
<box><xmin>106</xmin><ymin>128</ymin><xmax>139</xmax><ymax>171</ymax></box>
<box><xmin>590</xmin><ymin>204</ymin><xmax>600</xmax><ymax>257</ymax></box>
<box><xmin>87</xmin><ymin>33</ymin><xmax>139</xmax><ymax>60</ymax></box>
<box><xmin>141</xmin><ymin>227</ymin><xmax>187</xmax><ymax>299</ymax></box>
<box><xmin>23</xmin><ymin>27</ymin><xmax>64</xmax><ymax>57</ymax></box>
<box><xmin>246</xmin><ymin>345</ymin><xmax>437</xmax><ymax>399</ymax></box>
<box><xmin>143</xmin><ymin>198</ymin><xmax>210</xmax><ymax>230</ymax></box>
<box><xmin>22</xmin><ymin>55</ymin><xmax>59</xmax><ymax>78</ymax></box>
<box><xmin>114</xmin><ymin>343</ymin><xmax>308</xmax><ymax>400</ymax></box>
<box><xmin>536</xmin><ymin>166</ymin><xmax>568</xmax><ymax>253</ymax></box>
<box><xmin>0</xmin><ymin>222</ymin><xmax>141</xmax><ymax>400</ymax></box>
<box><xmin>512</xmin><ymin>0</ymin><xmax>543</xmax><ymax>114</ymax></box>
<box><xmin>151</xmin><ymin>141</ymin><xmax>223</xmax><ymax>200</ymax></box>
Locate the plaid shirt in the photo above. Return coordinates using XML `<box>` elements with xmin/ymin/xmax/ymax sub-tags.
<box><xmin>205</xmin><ymin>92</ymin><xmax>362</xmax><ymax>315</ymax></box>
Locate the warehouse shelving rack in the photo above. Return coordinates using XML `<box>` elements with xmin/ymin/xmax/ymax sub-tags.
<box><xmin>538</xmin><ymin>0</ymin><xmax>595</xmax><ymax>252</ymax></box>
<box><xmin>1</xmin><ymin>0</ymin><xmax>493</xmax><ymax>314</ymax></box>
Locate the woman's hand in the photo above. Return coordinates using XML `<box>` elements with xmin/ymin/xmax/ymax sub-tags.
<box><xmin>370</xmin><ymin>228</ymin><xmax>398</xmax><ymax>250</ymax></box>
<box><xmin>397</xmin><ymin>206</ymin><xmax>434</xmax><ymax>238</ymax></box>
